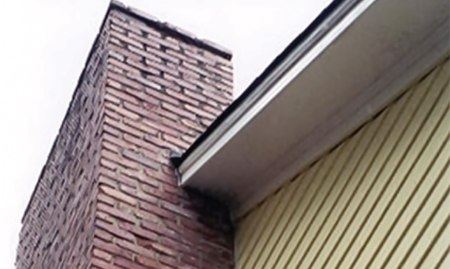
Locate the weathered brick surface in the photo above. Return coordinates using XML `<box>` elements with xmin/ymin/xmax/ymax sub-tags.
<box><xmin>18</xmin><ymin>3</ymin><xmax>233</xmax><ymax>269</ymax></box>
<box><xmin>16</xmin><ymin>20</ymin><xmax>109</xmax><ymax>269</ymax></box>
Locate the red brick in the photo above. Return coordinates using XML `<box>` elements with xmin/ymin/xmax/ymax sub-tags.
<box><xmin>118</xmin><ymin>222</ymin><xmax>159</xmax><ymax>241</ymax></box>
<box><xmin>108</xmin><ymin>57</ymin><xmax>140</xmax><ymax>75</ymax></box>
<box><xmin>93</xmin><ymin>248</ymin><xmax>113</xmax><ymax>262</ymax></box>
<box><xmin>105</xmin><ymin>101</ymin><xmax>140</xmax><ymax>120</ymax></box>
<box><xmin>142</xmin><ymin>118</ymin><xmax>178</xmax><ymax>136</ymax></box>
<box><xmin>122</xmin><ymin>148</ymin><xmax>159</xmax><ymax>170</ymax></box>
<box><xmin>105</xmin><ymin>93</ymin><xmax>121</xmax><ymax>104</ymax></box>
<box><xmin>202</xmin><ymin>89</ymin><xmax>230</xmax><ymax>105</ymax></box>
<box><xmin>98</xmin><ymin>193</ymin><xmax>117</xmax><ymax>206</ymax></box>
<box><xmin>114</xmin><ymin>257</ymin><xmax>149</xmax><ymax>269</ymax></box>
<box><xmin>100</xmin><ymin>185</ymin><xmax>138</xmax><ymax>206</ymax></box>
<box><xmin>105</xmin><ymin>119</ymin><xmax>144</xmax><ymax>139</ymax></box>
<box><xmin>110</xmin><ymin>15</ymin><xmax>143</xmax><ymax>35</ymax></box>
<box><xmin>108</xmin><ymin>71</ymin><xmax>145</xmax><ymax>91</ymax></box>
<box><xmin>140</xmin><ymin>201</ymin><xmax>173</xmax><ymax>219</ymax></box>
<box><xmin>123</xmin><ymin>133</ymin><xmax>159</xmax><ymax>153</ymax></box>
<box><xmin>161</xmin><ymin>102</ymin><xmax>196</xmax><ymax>121</ymax></box>
<box><xmin>96</xmin><ymin>219</ymin><xmax>136</xmax><ymax>242</ymax></box>
<box><xmin>136</xmin><ymin>256</ymin><xmax>163</xmax><ymax>269</ymax></box>
<box><xmin>126</xmin><ymin>57</ymin><xmax>161</xmax><ymax>76</ymax></box>
<box><xmin>109</xmin><ymin>43</ymin><xmax>144</xmax><ymax>63</ymax></box>
<box><xmin>184</xmin><ymin>104</ymin><xmax>216</xmax><ymax>120</ymax></box>
<box><xmin>18</xmin><ymin>5</ymin><xmax>234</xmax><ymax>269</ymax></box>
<box><xmin>163</xmin><ymin>133</ymin><xmax>190</xmax><ymax>149</ymax></box>
<box><xmin>92</xmin><ymin>257</ymin><xmax>121</xmax><ymax>269</ymax></box>
<box><xmin>145</xmin><ymin>45</ymin><xmax>181</xmax><ymax>64</ymax></box>
<box><xmin>97</xmin><ymin>202</ymin><xmax>137</xmax><ymax>224</ymax></box>
<box><xmin>144</xmin><ymin>87</ymin><xmax>180</xmax><ymax>106</ymax></box>
<box><xmin>128</xmin><ymin>72</ymin><xmax>162</xmax><ymax>90</ymax></box>
<box><xmin>93</xmin><ymin>238</ymin><xmax>134</xmax><ymax>260</ymax></box>
<box><xmin>164</xmin><ymin>73</ymin><xmax>197</xmax><ymax>91</ymax></box>
<box><xmin>166</xmin><ymin>88</ymin><xmax>200</xmax><ymax>106</ymax></box>
<box><xmin>110</xmin><ymin>30</ymin><xmax>144</xmax><ymax>49</ymax></box>
<box><xmin>128</xmin><ymin>31</ymin><xmax>160</xmax><ymax>50</ymax></box>
<box><xmin>106</xmin><ymin>86</ymin><xmax>140</xmax><ymax>105</ymax></box>
<box><xmin>115</xmin><ymin>239</ymin><xmax>157</xmax><ymax>260</ymax></box>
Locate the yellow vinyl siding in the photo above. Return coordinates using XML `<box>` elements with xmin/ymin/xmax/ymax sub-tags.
<box><xmin>235</xmin><ymin>57</ymin><xmax>450</xmax><ymax>269</ymax></box>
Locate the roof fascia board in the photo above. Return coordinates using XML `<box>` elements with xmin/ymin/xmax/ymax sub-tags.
<box><xmin>179</xmin><ymin>0</ymin><xmax>375</xmax><ymax>185</ymax></box>
<box><xmin>234</xmin><ymin>20</ymin><xmax>450</xmax><ymax>217</ymax></box>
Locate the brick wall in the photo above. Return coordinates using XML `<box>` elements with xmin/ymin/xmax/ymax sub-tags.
<box><xmin>16</xmin><ymin>17</ymin><xmax>109</xmax><ymax>268</ymax></box>
<box><xmin>18</xmin><ymin>2</ymin><xmax>234</xmax><ymax>269</ymax></box>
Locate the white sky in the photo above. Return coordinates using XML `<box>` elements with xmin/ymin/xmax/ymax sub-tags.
<box><xmin>0</xmin><ymin>0</ymin><xmax>330</xmax><ymax>267</ymax></box>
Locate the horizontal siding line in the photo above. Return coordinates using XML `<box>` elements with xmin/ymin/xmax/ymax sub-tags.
<box><xmin>319</xmin><ymin>77</ymin><xmax>426</xmax><ymax>268</ymax></box>
<box><xmin>283</xmin><ymin>127</ymin><xmax>368</xmax><ymax>268</ymax></box>
<box><xmin>269</xmin><ymin>141</ymin><xmax>347</xmax><ymax>268</ymax></box>
<box><xmin>324</xmin><ymin>64</ymin><xmax>442</xmax><ymax>268</ymax></box>
<box><xmin>259</xmin><ymin>157</ymin><xmax>326</xmax><ymax>268</ymax></box>
<box><xmin>416</xmin><ymin>205</ymin><xmax>450</xmax><ymax>268</ymax></box>
<box><xmin>346</xmin><ymin>78</ymin><xmax>450</xmax><ymax>268</ymax></box>
<box><xmin>374</xmin><ymin>139</ymin><xmax>450</xmax><ymax>268</ymax></box>
<box><xmin>435</xmin><ymin>239</ymin><xmax>450</xmax><ymax>268</ymax></box>
<box><xmin>398</xmin><ymin>178</ymin><xmax>450</xmax><ymax>268</ymax></box>
<box><xmin>305</xmin><ymin>104</ymin><xmax>397</xmax><ymax>268</ymax></box>
<box><xmin>246</xmin><ymin>175</ymin><xmax>300</xmax><ymax>268</ymax></box>
<box><xmin>238</xmin><ymin>186</ymin><xmax>284</xmax><ymax>264</ymax></box>
<box><xmin>336</xmin><ymin>61</ymin><xmax>449</xmax><ymax>269</ymax></box>
<box><xmin>290</xmin><ymin>116</ymin><xmax>380</xmax><ymax>268</ymax></box>
<box><xmin>234</xmin><ymin>59</ymin><xmax>449</xmax><ymax>269</ymax></box>
<box><xmin>355</xmin><ymin>125</ymin><xmax>448</xmax><ymax>268</ymax></box>
<box><xmin>235</xmin><ymin>192</ymin><xmax>271</xmax><ymax>259</ymax></box>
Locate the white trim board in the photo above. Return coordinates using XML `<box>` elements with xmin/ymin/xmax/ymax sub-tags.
<box><xmin>177</xmin><ymin>0</ymin><xmax>450</xmax><ymax>218</ymax></box>
<box><xmin>179</xmin><ymin>0</ymin><xmax>373</xmax><ymax>182</ymax></box>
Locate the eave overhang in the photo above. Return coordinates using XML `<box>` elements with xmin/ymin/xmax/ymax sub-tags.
<box><xmin>176</xmin><ymin>0</ymin><xmax>450</xmax><ymax>217</ymax></box>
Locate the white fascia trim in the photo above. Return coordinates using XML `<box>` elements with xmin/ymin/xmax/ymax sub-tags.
<box><xmin>234</xmin><ymin>20</ymin><xmax>450</xmax><ymax>218</ymax></box>
<box><xmin>179</xmin><ymin>0</ymin><xmax>376</xmax><ymax>185</ymax></box>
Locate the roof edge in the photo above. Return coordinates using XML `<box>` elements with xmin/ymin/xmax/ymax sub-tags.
<box><xmin>173</xmin><ymin>0</ymin><xmax>351</xmax><ymax>168</ymax></box>
<box><xmin>110</xmin><ymin>0</ymin><xmax>232</xmax><ymax>60</ymax></box>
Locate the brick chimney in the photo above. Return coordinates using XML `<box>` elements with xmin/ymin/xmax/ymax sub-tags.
<box><xmin>17</xmin><ymin>2</ymin><xmax>234</xmax><ymax>268</ymax></box>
